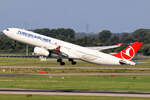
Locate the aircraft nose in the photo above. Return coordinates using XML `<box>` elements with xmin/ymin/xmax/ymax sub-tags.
<box><xmin>3</xmin><ymin>29</ymin><xmax>9</xmax><ymax>35</ymax></box>
<box><xmin>3</xmin><ymin>30</ymin><xmax>6</xmax><ymax>34</ymax></box>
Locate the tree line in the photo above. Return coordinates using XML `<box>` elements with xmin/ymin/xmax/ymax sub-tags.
<box><xmin>0</xmin><ymin>28</ymin><xmax>150</xmax><ymax>55</ymax></box>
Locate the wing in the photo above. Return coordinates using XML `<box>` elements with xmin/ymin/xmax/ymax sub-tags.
<box><xmin>87</xmin><ymin>43</ymin><xmax>122</xmax><ymax>51</ymax></box>
<box><xmin>47</xmin><ymin>44</ymin><xmax>69</xmax><ymax>57</ymax></box>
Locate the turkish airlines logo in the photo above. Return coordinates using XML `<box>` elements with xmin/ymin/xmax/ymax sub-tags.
<box><xmin>121</xmin><ymin>46</ymin><xmax>135</xmax><ymax>60</ymax></box>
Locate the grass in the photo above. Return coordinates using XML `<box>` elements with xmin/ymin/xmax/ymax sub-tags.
<box><xmin>0</xmin><ymin>67</ymin><xmax>150</xmax><ymax>73</ymax></box>
<box><xmin>0</xmin><ymin>57</ymin><xmax>58</xmax><ymax>66</ymax></box>
<box><xmin>0</xmin><ymin>57</ymin><xmax>149</xmax><ymax>99</ymax></box>
<box><xmin>0</xmin><ymin>57</ymin><xmax>149</xmax><ymax>67</ymax></box>
<box><xmin>0</xmin><ymin>57</ymin><xmax>92</xmax><ymax>67</ymax></box>
<box><xmin>0</xmin><ymin>76</ymin><xmax>150</xmax><ymax>92</ymax></box>
<box><xmin>0</xmin><ymin>57</ymin><xmax>149</xmax><ymax>73</ymax></box>
<box><xmin>0</xmin><ymin>95</ymin><xmax>149</xmax><ymax>100</ymax></box>
<box><xmin>0</xmin><ymin>53</ymin><xmax>27</xmax><ymax>56</ymax></box>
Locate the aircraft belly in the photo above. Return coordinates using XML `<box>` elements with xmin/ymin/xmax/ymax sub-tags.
<box><xmin>81</xmin><ymin>55</ymin><xmax>97</xmax><ymax>61</ymax></box>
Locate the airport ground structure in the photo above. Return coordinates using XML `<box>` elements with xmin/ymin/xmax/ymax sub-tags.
<box><xmin>0</xmin><ymin>57</ymin><xmax>149</xmax><ymax>99</ymax></box>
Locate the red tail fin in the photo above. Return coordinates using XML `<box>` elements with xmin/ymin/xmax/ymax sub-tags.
<box><xmin>112</xmin><ymin>42</ymin><xmax>142</xmax><ymax>60</ymax></box>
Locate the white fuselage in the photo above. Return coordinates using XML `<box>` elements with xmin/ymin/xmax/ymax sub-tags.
<box><xmin>3</xmin><ymin>28</ymin><xmax>135</xmax><ymax>65</ymax></box>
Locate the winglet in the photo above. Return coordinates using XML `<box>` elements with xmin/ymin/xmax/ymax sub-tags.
<box><xmin>112</xmin><ymin>42</ymin><xmax>142</xmax><ymax>60</ymax></box>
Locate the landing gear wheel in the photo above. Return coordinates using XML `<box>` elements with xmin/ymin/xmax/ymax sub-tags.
<box><xmin>60</xmin><ymin>62</ymin><xmax>65</xmax><ymax>65</ymax></box>
<box><xmin>68</xmin><ymin>59</ymin><xmax>77</xmax><ymax>65</ymax></box>
<box><xmin>71</xmin><ymin>61</ymin><xmax>77</xmax><ymax>65</ymax></box>
<box><xmin>57</xmin><ymin>59</ymin><xmax>62</xmax><ymax>62</ymax></box>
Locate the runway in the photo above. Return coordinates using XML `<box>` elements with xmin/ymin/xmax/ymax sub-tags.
<box><xmin>0</xmin><ymin>89</ymin><xmax>150</xmax><ymax>97</ymax></box>
<box><xmin>1</xmin><ymin>72</ymin><xmax>150</xmax><ymax>77</ymax></box>
<box><xmin>0</xmin><ymin>66</ymin><xmax>150</xmax><ymax>70</ymax></box>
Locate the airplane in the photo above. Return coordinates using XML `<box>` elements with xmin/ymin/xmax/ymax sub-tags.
<box><xmin>3</xmin><ymin>28</ymin><xmax>142</xmax><ymax>65</ymax></box>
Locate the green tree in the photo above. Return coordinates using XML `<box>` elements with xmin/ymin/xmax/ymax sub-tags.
<box><xmin>98</xmin><ymin>30</ymin><xmax>112</xmax><ymax>45</ymax></box>
<box><xmin>120</xmin><ymin>33</ymin><xmax>134</xmax><ymax>43</ymax></box>
<box><xmin>34</xmin><ymin>28</ymin><xmax>75</xmax><ymax>42</ymax></box>
<box><xmin>107</xmin><ymin>34</ymin><xmax>120</xmax><ymax>45</ymax></box>
<box><xmin>132</xmin><ymin>29</ymin><xmax>150</xmax><ymax>43</ymax></box>
<box><xmin>141</xmin><ymin>44</ymin><xmax>150</xmax><ymax>55</ymax></box>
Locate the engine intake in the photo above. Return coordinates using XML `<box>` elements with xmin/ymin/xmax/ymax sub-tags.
<box><xmin>34</xmin><ymin>47</ymin><xmax>49</xmax><ymax>56</ymax></box>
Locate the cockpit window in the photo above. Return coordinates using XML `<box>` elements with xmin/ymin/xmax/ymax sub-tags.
<box><xmin>6</xmin><ymin>29</ymin><xmax>9</xmax><ymax>31</ymax></box>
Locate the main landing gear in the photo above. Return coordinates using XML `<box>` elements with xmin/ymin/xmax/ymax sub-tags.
<box><xmin>57</xmin><ymin>59</ymin><xmax>65</xmax><ymax>65</ymax></box>
<box><xmin>57</xmin><ymin>58</ymin><xmax>77</xmax><ymax>65</ymax></box>
<box><xmin>68</xmin><ymin>59</ymin><xmax>77</xmax><ymax>65</ymax></box>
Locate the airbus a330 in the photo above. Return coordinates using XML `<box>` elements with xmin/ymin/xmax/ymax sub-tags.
<box><xmin>3</xmin><ymin>28</ymin><xmax>142</xmax><ymax>65</ymax></box>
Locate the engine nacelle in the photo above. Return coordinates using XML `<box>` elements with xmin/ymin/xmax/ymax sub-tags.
<box><xmin>34</xmin><ymin>47</ymin><xmax>49</xmax><ymax>56</ymax></box>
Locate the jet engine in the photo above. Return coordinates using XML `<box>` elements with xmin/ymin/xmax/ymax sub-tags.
<box><xmin>34</xmin><ymin>47</ymin><xmax>49</xmax><ymax>56</ymax></box>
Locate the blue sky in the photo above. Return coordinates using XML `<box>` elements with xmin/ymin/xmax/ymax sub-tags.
<box><xmin>0</xmin><ymin>0</ymin><xmax>150</xmax><ymax>33</ymax></box>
